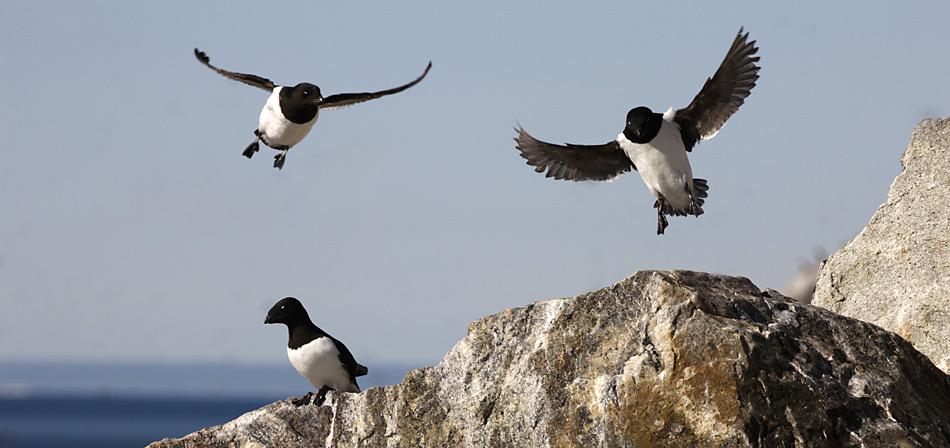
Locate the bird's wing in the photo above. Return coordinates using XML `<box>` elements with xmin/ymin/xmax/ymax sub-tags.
<box><xmin>319</xmin><ymin>62</ymin><xmax>432</xmax><ymax>109</ymax></box>
<box><xmin>193</xmin><ymin>48</ymin><xmax>277</xmax><ymax>91</ymax></box>
<box><xmin>330</xmin><ymin>336</ymin><xmax>368</xmax><ymax>378</ymax></box>
<box><xmin>514</xmin><ymin>127</ymin><xmax>635</xmax><ymax>181</ymax></box>
<box><xmin>673</xmin><ymin>28</ymin><xmax>760</xmax><ymax>151</ymax></box>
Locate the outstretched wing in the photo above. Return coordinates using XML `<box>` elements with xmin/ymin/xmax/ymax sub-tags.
<box><xmin>193</xmin><ymin>48</ymin><xmax>277</xmax><ymax>91</ymax></box>
<box><xmin>673</xmin><ymin>28</ymin><xmax>760</xmax><ymax>151</ymax></box>
<box><xmin>515</xmin><ymin>127</ymin><xmax>635</xmax><ymax>181</ymax></box>
<box><xmin>320</xmin><ymin>62</ymin><xmax>432</xmax><ymax>109</ymax></box>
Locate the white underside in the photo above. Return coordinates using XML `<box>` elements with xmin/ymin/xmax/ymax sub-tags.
<box><xmin>617</xmin><ymin>116</ymin><xmax>694</xmax><ymax>212</ymax></box>
<box><xmin>287</xmin><ymin>337</ymin><xmax>359</xmax><ymax>393</ymax></box>
<box><xmin>259</xmin><ymin>87</ymin><xmax>318</xmax><ymax>148</ymax></box>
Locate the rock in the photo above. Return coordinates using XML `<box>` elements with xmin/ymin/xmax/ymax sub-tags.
<box><xmin>150</xmin><ymin>270</ymin><xmax>950</xmax><ymax>448</ymax></box>
<box><xmin>814</xmin><ymin>118</ymin><xmax>950</xmax><ymax>373</ymax></box>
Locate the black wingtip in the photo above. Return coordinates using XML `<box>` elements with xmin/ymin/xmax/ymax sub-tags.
<box><xmin>513</xmin><ymin>125</ymin><xmax>533</xmax><ymax>147</ymax></box>
<box><xmin>194</xmin><ymin>48</ymin><xmax>209</xmax><ymax>64</ymax></box>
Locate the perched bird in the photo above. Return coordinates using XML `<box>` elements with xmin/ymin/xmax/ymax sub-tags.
<box><xmin>515</xmin><ymin>29</ymin><xmax>760</xmax><ymax>234</ymax></box>
<box><xmin>194</xmin><ymin>49</ymin><xmax>432</xmax><ymax>169</ymax></box>
<box><xmin>265</xmin><ymin>297</ymin><xmax>368</xmax><ymax>406</ymax></box>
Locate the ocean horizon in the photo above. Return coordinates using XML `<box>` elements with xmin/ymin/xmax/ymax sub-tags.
<box><xmin>0</xmin><ymin>360</ymin><xmax>419</xmax><ymax>447</ymax></box>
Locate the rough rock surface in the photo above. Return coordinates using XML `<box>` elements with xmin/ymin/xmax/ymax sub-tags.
<box><xmin>814</xmin><ymin>118</ymin><xmax>950</xmax><ymax>373</ymax></box>
<box><xmin>150</xmin><ymin>270</ymin><xmax>950</xmax><ymax>448</ymax></box>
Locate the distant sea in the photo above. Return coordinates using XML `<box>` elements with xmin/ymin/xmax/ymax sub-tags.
<box><xmin>0</xmin><ymin>361</ymin><xmax>417</xmax><ymax>448</ymax></box>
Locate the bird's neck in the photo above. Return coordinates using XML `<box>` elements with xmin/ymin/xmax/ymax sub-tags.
<box><xmin>286</xmin><ymin>320</ymin><xmax>324</xmax><ymax>349</ymax></box>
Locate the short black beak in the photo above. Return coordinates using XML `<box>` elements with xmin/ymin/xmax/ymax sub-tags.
<box><xmin>264</xmin><ymin>314</ymin><xmax>276</xmax><ymax>324</ymax></box>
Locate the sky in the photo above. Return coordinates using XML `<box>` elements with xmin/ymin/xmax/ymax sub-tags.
<box><xmin>1</xmin><ymin>1</ymin><xmax>948</xmax><ymax>369</ymax></box>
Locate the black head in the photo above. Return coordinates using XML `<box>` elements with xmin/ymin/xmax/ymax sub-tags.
<box><xmin>288</xmin><ymin>83</ymin><xmax>322</xmax><ymax>102</ymax></box>
<box><xmin>278</xmin><ymin>83</ymin><xmax>323</xmax><ymax>124</ymax></box>
<box><xmin>623</xmin><ymin>106</ymin><xmax>662</xmax><ymax>143</ymax></box>
<box><xmin>264</xmin><ymin>297</ymin><xmax>311</xmax><ymax>326</ymax></box>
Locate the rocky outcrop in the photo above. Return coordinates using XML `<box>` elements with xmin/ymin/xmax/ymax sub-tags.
<box><xmin>150</xmin><ymin>270</ymin><xmax>950</xmax><ymax>448</ymax></box>
<box><xmin>814</xmin><ymin>118</ymin><xmax>950</xmax><ymax>373</ymax></box>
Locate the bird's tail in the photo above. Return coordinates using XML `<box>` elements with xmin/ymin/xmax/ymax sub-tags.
<box><xmin>689</xmin><ymin>178</ymin><xmax>709</xmax><ymax>216</ymax></box>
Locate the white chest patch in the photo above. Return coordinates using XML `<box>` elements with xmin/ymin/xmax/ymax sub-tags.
<box><xmin>258</xmin><ymin>87</ymin><xmax>319</xmax><ymax>149</ymax></box>
<box><xmin>617</xmin><ymin>118</ymin><xmax>694</xmax><ymax>211</ymax></box>
<box><xmin>287</xmin><ymin>337</ymin><xmax>357</xmax><ymax>392</ymax></box>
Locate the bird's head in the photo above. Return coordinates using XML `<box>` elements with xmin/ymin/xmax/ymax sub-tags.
<box><xmin>265</xmin><ymin>297</ymin><xmax>310</xmax><ymax>326</ymax></box>
<box><xmin>289</xmin><ymin>83</ymin><xmax>323</xmax><ymax>103</ymax></box>
<box><xmin>623</xmin><ymin>106</ymin><xmax>658</xmax><ymax>143</ymax></box>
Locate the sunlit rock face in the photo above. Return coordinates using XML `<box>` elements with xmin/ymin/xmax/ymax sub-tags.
<box><xmin>815</xmin><ymin>118</ymin><xmax>950</xmax><ymax>374</ymax></box>
<box><xmin>151</xmin><ymin>270</ymin><xmax>950</xmax><ymax>448</ymax></box>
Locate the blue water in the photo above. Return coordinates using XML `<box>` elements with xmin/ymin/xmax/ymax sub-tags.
<box><xmin>0</xmin><ymin>394</ymin><xmax>276</xmax><ymax>448</ymax></box>
<box><xmin>0</xmin><ymin>361</ymin><xmax>419</xmax><ymax>447</ymax></box>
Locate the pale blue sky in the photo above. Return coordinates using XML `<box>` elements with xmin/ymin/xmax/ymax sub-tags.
<box><xmin>1</xmin><ymin>1</ymin><xmax>948</xmax><ymax>367</ymax></box>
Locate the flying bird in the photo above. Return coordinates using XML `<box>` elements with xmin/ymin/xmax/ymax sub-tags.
<box><xmin>515</xmin><ymin>29</ymin><xmax>760</xmax><ymax>234</ymax></box>
<box><xmin>194</xmin><ymin>49</ymin><xmax>432</xmax><ymax>169</ymax></box>
<box><xmin>265</xmin><ymin>297</ymin><xmax>368</xmax><ymax>406</ymax></box>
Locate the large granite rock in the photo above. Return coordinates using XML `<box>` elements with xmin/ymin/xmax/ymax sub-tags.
<box><xmin>150</xmin><ymin>270</ymin><xmax>950</xmax><ymax>448</ymax></box>
<box><xmin>814</xmin><ymin>118</ymin><xmax>950</xmax><ymax>373</ymax></box>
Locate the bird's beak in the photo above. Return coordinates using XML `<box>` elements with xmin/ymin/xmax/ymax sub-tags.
<box><xmin>264</xmin><ymin>314</ymin><xmax>276</xmax><ymax>324</ymax></box>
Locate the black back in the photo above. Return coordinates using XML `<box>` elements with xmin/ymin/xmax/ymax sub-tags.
<box><xmin>279</xmin><ymin>84</ymin><xmax>322</xmax><ymax>124</ymax></box>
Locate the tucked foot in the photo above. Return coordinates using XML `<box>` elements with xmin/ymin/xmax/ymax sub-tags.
<box><xmin>243</xmin><ymin>140</ymin><xmax>260</xmax><ymax>159</ymax></box>
<box><xmin>291</xmin><ymin>392</ymin><xmax>314</xmax><ymax>407</ymax></box>
<box><xmin>313</xmin><ymin>386</ymin><xmax>332</xmax><ymax>406</ymax></box>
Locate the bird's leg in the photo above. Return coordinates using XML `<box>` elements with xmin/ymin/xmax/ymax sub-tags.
<box><xmin>243</xmin><ymin>130</ymin><xmax>262</xmax><ymax>159</ymax></box>
<box><xmin>313</xmin><ymin>386</ymin><xmax>332</xmax><ymax>406</ymax></box>
<box><xmin>654</xmin><ymin>196</ymin><xmax>669</xmax><ymax>235</ymax></box>
<box><xmin>291</xmin><ymin>392</ymin><xmax>314</xmax><ymax>407</ymax></box>
<box><xmin>273</xmin><ymin>146</ymin><xmax>289</xmax><ymax>170</ymax></box>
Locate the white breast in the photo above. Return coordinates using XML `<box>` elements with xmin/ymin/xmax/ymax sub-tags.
<box><xmin>287</xmin><ymin>337</ymin><xmax>357</xmax><ymax>392</ymax></box>
<box><xmin>258</xmin><ymin>87</ymin><xmax>319</xmax><ymax>149</ymax></box>
<box><xmin>617</xmin><ymin>117</ymin><xmax>694</xmax><ymax>211</ymax></box>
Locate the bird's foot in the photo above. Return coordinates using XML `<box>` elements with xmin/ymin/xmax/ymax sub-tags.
<box><xmin>655</xmin><ymin>197</ymin><xmax>670</xmax><ymax>235</ymax></box>
<box><xmin>313</xmin><ymin>386</ymin><xmax>332</xmax><ymax>406</ymax></box>
<box><xmin>656</xmin><ymin>212</ymin><xmax>669</xmax><ymax>235</ymax></box>
<box><xmin>291</xmin><ymin>392</ymin><xmax>314</xmax><ymax>407</ymax></box>
<box><xmin>273</xmin><ymin>148</ymin><xmax>289</xmax><ymax>170</ymax></box>
<box><xmin>243</xmin><ymin>140</ymin><xmax>260</xmax><ymax>159</ymax></box>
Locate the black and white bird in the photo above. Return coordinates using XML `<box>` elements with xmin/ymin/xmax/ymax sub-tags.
<box><xmin>265</xmin><ymin>297</ymin><xmax>368</xmax><ymax>406</ymax></box>
<box><xmin>515</xmin><ymin>29</ymin><xmax>760</xmax><ymax>234</ymax></box>
<box><xmin>194</xmin><ymin>49</ymin><xmax>432</xmax><ymax>169</ymax></box>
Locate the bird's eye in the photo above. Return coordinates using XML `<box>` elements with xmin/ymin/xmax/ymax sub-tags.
<box><xmin>280</xmin><ymin>305</ymin><xmax>285</xmax><ymax>309</ymax></box>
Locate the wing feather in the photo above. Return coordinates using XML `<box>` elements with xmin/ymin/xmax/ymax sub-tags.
<box><xmin>320</xmin><ymin>62</ymin><xmax>432</xmax><ymax>109</ymax></box>
<box><xmin>193</xmin><ymin>48</ymin><xmax>276</xmax><ymax>91</ymax></box>
<box><xmin>514</xmin><ymin>127</ymin><xmax>635</xmax><ymax>181</ymax></box>
<box><xmin>673</xmin><ymin>29</ymin><xmax>760</xmax><ymax>151</ymax></box>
